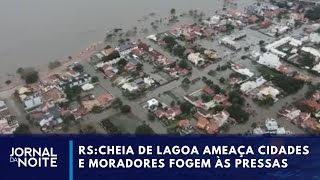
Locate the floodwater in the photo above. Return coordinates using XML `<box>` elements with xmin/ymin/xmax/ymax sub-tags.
<box><xmin>0</xmin><ymin>0</ymin><xmax>256</xmax><ymax>84</ymax></box>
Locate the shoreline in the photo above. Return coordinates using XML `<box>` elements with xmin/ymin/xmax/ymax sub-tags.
<box><xmin>0</xmin><ymin>40</ymin><xmax>105</xmax><ymax>96</ymax></box>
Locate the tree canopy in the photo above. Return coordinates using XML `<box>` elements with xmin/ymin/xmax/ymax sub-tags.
<box><xmin>49</xmin><ymin>60</ymin><xmax>62</xmax><ymax>70</ymax></box>
<box><xmin>91</xmin><ymin>76</ymin><xmax>99</xmax><ymax>83</ymax></box>
<box><xmin>135</xmin><ymin>124</ymin><xmax>155</xmax><ymax>134</ymax></box>
<box><xmin>180</xmin><ymin>102</ymin><xmax>193</xmax><ymax>114</ymax></box>
<box><xmin>23</xmin><ymin>69</ymin><xmax>39</xmax><ymax>84</ymax></box>
<box><xmin>227</xmin><ymin>104</ymin><xmax>250</xmax><ymax>124</ymax></box>
<box><xmin>170</xmin><ymin>8</ymin><xmax>176</xmax><ymax>15</ymax></box>
<box><xmin>305</xmin><ymin>6</ymin><xmax>320</xmax><ymax>21</ymax></box>
<box><xmin>298</xmin><ymin>53</ymin><xmax>315</xmax><ymax>68</ymax></box>
<box><xmin>178</xmin><ymin>60</ymin><xmax>189</xmax><ymax>69</ymax></box>
<box><xmin>72</xmin><ymin>64</ymin><xmax>84</xmax><ymax>73</ymax></box>
<box><xmin>14</xmin><ymin>124</ymin><xmax>31</xmax><ymax>134</ymax></box>
<box><xmin>121</xmin><ymin>105</ymin><xmax>131</xmax><ymax>114</ymax></box>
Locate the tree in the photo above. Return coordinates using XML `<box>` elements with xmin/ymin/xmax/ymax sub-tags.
<box><xmin>16</xmin><ymin>67</ymin><xmax>24</xmax><ymax>74</ymax></box>
<box><xmin>229</xmin><ymin>90</ymin><xmax>245</xmax><ymax>106</ymax></box>
<box><xmin>80</xmin><ymin>124</ymin><xmax>97</xmax><ymax>134</ymax></box>
<box><xmin>170</xmin><ymin>8</ymin><xmax>176</xmax><ymax>15</ymax></box>
<box><xmin>178</xmin><ymin>60</ymin><xmax>189</xmax><ymax>69</ymax></box>
<box><xmin>259</xmin><ymin>40</ymin><xmax>265</xmax><ymax>45</ymax></box>
<box><xmin>72</xmin><ymin>64</ymin><xmax>84</xmax><ymax>73</ymax></box>
<box><xmin>24</xmin><ymin>70</ymin><xmax>39</xmax><ymax>84</ymax></box>
<box><xmin>162</xmin><ymin>36</ymin><xmax>177</xmax><ymax>46</ymax></box>
<box><xmin>251</xmin><ymin>122</ymin><xmax>258</xmax><ymax>129</ymax></box>
<box><xmin>170</xmin><ymin>101</ymin><xmax>176</xmax><ymax>107</ymax></box>
<box><xmin>201</xmin><ymin>94</ymin><xmax>212</xmax><ymax>103</ymax></box>
<box><xmin>91</xmin><ymin>105</ymin><xmax>103</xmax><ymax>113</ymax></box>
<box><xmin>91</xmin><ymin>76</ymin><xmax>99</xmax><ymax>83</ymax></box>
<box><xmin>173</xmin><ymin>45</ymin><xmax>186</xmax><ymax>58</ymax></box>
<box><xmin>182</xmin><ymin>78</ymin><xmax>191</xmax><ymax>86</ymax></box>
<box><xmin>219</xmin><ymin>77</ymin><xmax>226</xmax><ymax>84</ymax></box>
<box><xmin>14</xmin><ymin>124</ymin><xmax>31</xmax><ymax>134</ymax></box>
<box><xmin>112</xmin><ymin>98</ymin><xmax>123</xmax><ymax>108</ymax></box>
<box><xmin>121</xmin><ymin>105</ymin><xmax>131</xmax><ymax>113</ymax></box>
<box><xmin>102</xmin><ymin>51</ymin><xmax>120</xmax><ymax>62</ymax></box>
<box><xmin>148</xmin><ymin>113</ymin><xmax>156</xmax><ymax>121</ymax></box>
<box><xmin>298</xmin><ymin>53</ymin><xmax>315</xmax><ymax>68</ymax></box>
<box><xmin>117</xmin><ymin>58</ymin><xmax>128</xmax><ymax>67</ymax></box>
<box><xmin>305</xmin><ymin>6</ymin><xmax>320</xmax><ymax>21</ymax></box>
<box><xmin>135</xmin><ymin>124</ymin><xmax>155</xmax><ymax>134</ymax></box>
<box><xmin>49</xmin><ymin>60</ymin><xmax>62</xmax><ymax>70</ymax></box>
<box><xmin>180</xmin><ymin>102</ymin><xmax>192</xmax><ymax>114</ymax></box>
<box><xmin>64</xmin><ymin>85</ymin><xmax>82</xmax><ymax>101</ymax></box>
<box><xmin>227</xmin><ymin>105</ymin><xmax>250</xmax><ymax>124</ymax></box>
<box><xmin>136</xmin><ymin>64</ymin><xmax>143</xmax><ymax>71</ymax></box>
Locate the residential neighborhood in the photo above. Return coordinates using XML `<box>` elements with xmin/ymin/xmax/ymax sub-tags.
<box><xmin>2</xmin><ymin>0</ymin><xmax>320</xmax><ymax>135</ymax></box>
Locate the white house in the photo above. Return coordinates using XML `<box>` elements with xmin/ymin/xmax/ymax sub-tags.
<box><xmin>81</xmin><ymin>84</ymin><xmax>95</xmax><ymax>92</ymax></box>
<box><xmin>187</xmin><ymin>53</ymin><xmax>205</xmax><ymax>66</ymax></box>
<box><xmin>240</xmin><ymin>77</ymin><xmax>267</xmax><ymax>94</ymax></box>
<box><xmin>0</xmin><ymin>101</ymin><xmax>8</xmax><ymax>112</ymax></box>
<box><xmin>258</xmin><ymin>52</ymin><xmax>282</xmax><ymax>69</ymax></box>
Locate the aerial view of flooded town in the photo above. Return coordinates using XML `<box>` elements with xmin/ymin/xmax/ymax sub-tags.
<box><xmin>1</xmin><ymin>0</ymin><xmax>320</xmax><ymax>135</ymax></box>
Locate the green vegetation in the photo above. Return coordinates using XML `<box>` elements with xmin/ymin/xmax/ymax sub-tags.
<box><xmin>305</xmin><ymin>6</ymin><xmax>320</xmax><ymax>21</ymax></box>
<box><xmin>111</xmin><ymin>98</ymin><xmax>123</xmax><ymax>108</ymax></box>
<box><xmin>170</xmin><ymin>8</ymin><xmax>176</xmax><ymax>15</ymax></box>
<box><xmin>91</xmin><ymin>105</ymin><xmax>103</xmax><ymax>114</ymax></box>
<box><xmin>14</xmin><ymin>124</ymin><xmax>31</xmax><ymax>134</ymax></box>
<box><xmin>258</xmin><ymin>96</ymin><xmax>275</xmax><ymax>106</ymax></box>
<box><xmin>80</xmin><ymin>124</ymin><xmax>97</xmax><ymax>134</ymax></box>
<box><xmin>117</xmin><ymin>58</ymin><xmax>128</xmax><ymax>67</ymax></box>
<box><xmin>72</xmin><ymin>64</ymin><xmax>84</xmax><ymax>73</ymax></box>
<box><xmin>219</xmin><ymin>77</ymin><xmax>226</xmax><ymax>84</ymax></box>
<box><xmin>258</xmin><ymin>66</ymin><xmax>304</xmax><ymax>94</ymax></box>
<box><xmin>91</xmin><ymin>76</ymin><xmax>99</xmax><ymax>83</ymax></box>
<box><xmin>172</xmin><ymin>45</ymin><xmax>186</xmax><ymax>58</ymax></box>
<box><xmin>121</xmin><ymin>105</ymin><xmax>132</xmax><ymax>114</ymax></box>
<box><xmin>298</xmin><ymin>53</ymin><xmax>315</xmax><ymax>68</ymax></box>
<box><xmin>49</xmin><ymin>60</ymin><xmax>62</xmax><ymax>70</ymax></box>
<box><xmin>182</xmin><ymin>78</ymin><xmax>191</xmax><ymax>87</ymax></box>
<box><xmin>135</xmin><ymin>124</ymin><xmax>155</xmax><ymax>134</ymax></box>
<box><xmin>228</xmin><ymin>90</ymin><xmax>245</xmax><ymax>106</ymax></box>
<box><xmin>21</xmin><ymin>69</ymin><xmax>39</xmax><ymax>84</ymax></box>
<box><xmin>201</xmin><ymin>94</ymin><xmax>212</xmax><ymax>103</ymax></box>
<box><xmin>64</xmin><ymin>86</ymin><xmax>82</xmax><ymax>101</ymax></box>
<box><xmin>148</xmin><ymin>112</ymin><xmax>156</xmax><ymax>121</ymax></box>
<box><xmin>178</xmin><ymin>60</ymin><xmax>189</xmax><ymax>69</ymax></box>
<box><xmin>227</xmin><ymin>104</ymin><xmax>250</xmax><ymax>124</ymax></box>
<box><xmin>102</xmin><ymin>51</ymin><xmax>120</xmax><ymax>62</ymax></box>
<box><xmin>136</xmin><ymin>64</ymin><xmax>143</xmax><ymax>71</ymax></box>
<box><xmin>180</xmin><ymin>102</ymin><xmax>193</xmax><ymax>114</ymax></box>
<box><xmin>163</xmin><ymin>36</ymin><xmax>177</xmax><ymax>51</ymax></box>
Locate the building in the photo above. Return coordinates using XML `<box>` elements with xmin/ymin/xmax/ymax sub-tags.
<box><xmin>81</xmin><ymin>84</ymin><xmax>95</xmax><ymax>92</ymax></box>
<box><xmin>23</xmin><ymin>95</ymin><xmax>42</xmax><ymax>111</ymax></box>
<box><xmin>219</xmin><ymin>37</ymin><xmax>241</xmax><ymax>51</ymax></box>
<box><xmin>0</xmin><ymin>117</ymin><xmax>19</xmax><ymax>134</ymax></box>
<box><xmin>116</xmin><ymin>43</ymin><xmax>137</xmax><ymax>56</ymax></box>
<box><xmin>240</xmin><ymin>77</ymin><xmax>267</xmax><ymax>94</ymax></box>
<box><xmin>265</xmin><ymin>37</ymin><xmax>302</xmax><ymax>58</ymax></box>
<box><xmin>58</xmin><ymin>73</ymin><xmax>92</xmax><ymax>90</ymax></box>
<box><xmin>256</xmin><ymin>86</ymin><xmax>280</xmax><ymax>101</ymax></box>
<box><xmin>187</xmin><ymin>53</ymin><xmax>205</xmax><ymax>66</ymax></box>
<box><xmin>42</xmin><ymin>87</ymin><xmax>66</xmax><ymax>103</ymax></box>
<box><xmin>0</xmin><ymin>101</ymin><xmax>8</xmax><ymax>113</ymax></box>
<box><xmin>258</xmin><ymin>52</ymin><xmax>282</xmax><ymax>69</ymax></box>
<box><xmin>231</xmin><ymin>64</ymin><xmax>254</xmax><ymax>77</ymax></box>
<box><xmin>253</xmin><ymin>118</ymin><xmax>290</xmax><ymax>135</ymax></box>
